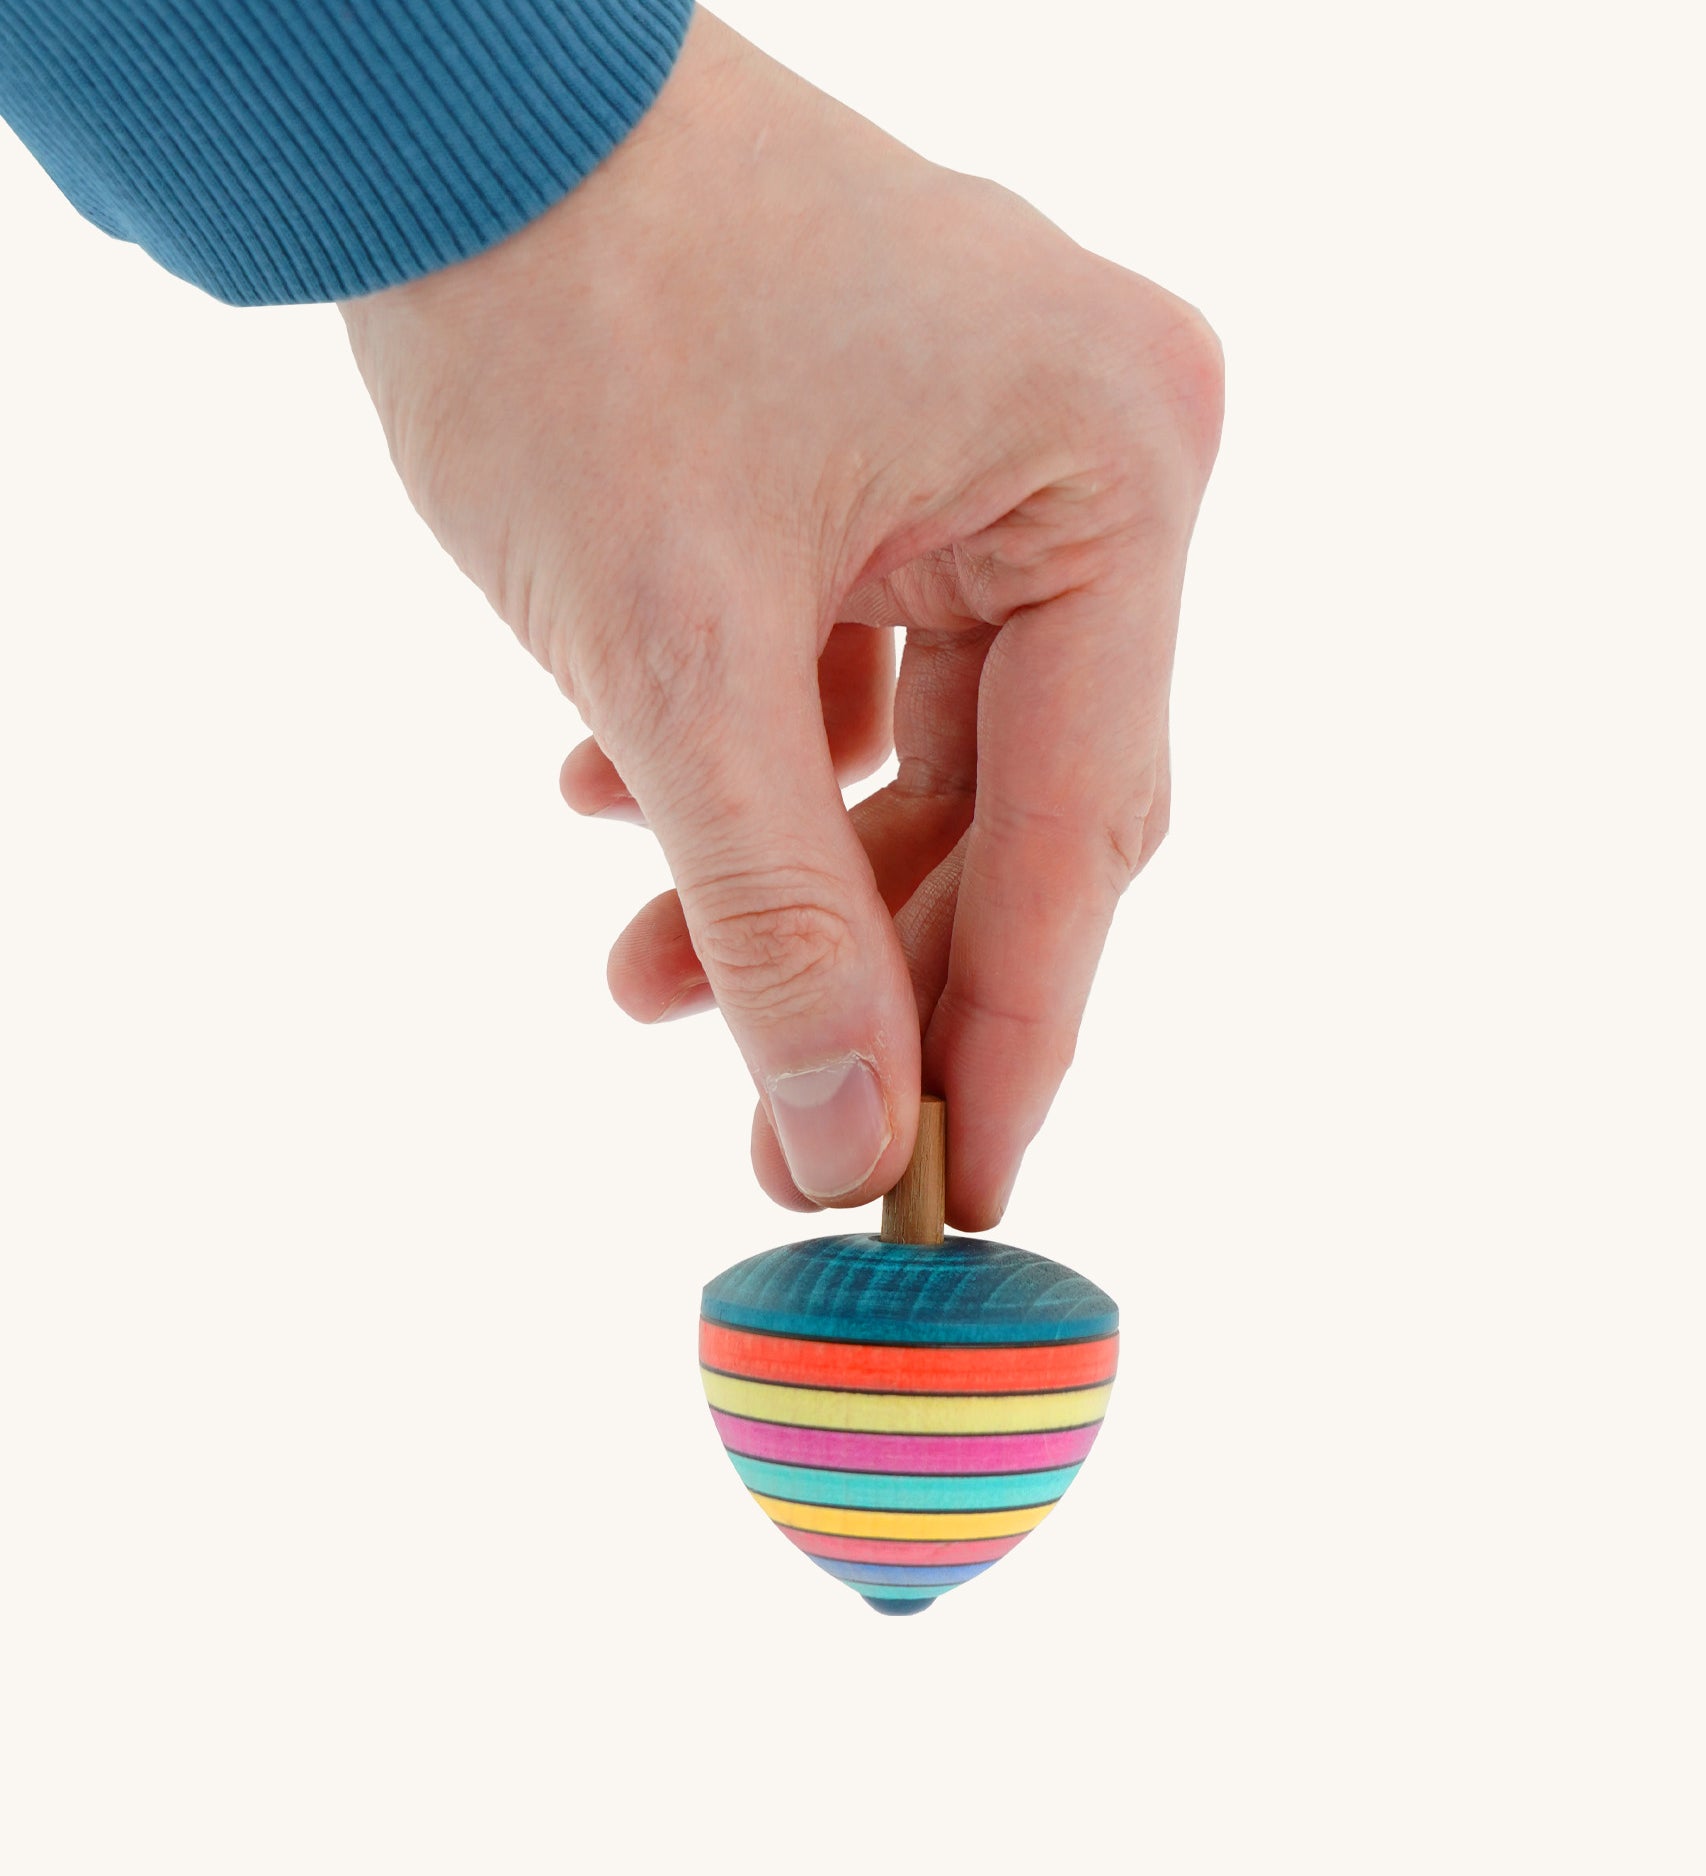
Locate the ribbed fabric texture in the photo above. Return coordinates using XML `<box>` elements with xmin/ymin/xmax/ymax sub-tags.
<box><xmin>0</xmin><ymin>0</ymin><xmax>694</xmax><ymax>304</ymax></box>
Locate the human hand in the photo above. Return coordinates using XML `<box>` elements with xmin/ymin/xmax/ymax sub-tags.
<box><xmin>339</xmin><ymin>9</ymin><xmax>1222</xmax><ymax>1228</ymax></box>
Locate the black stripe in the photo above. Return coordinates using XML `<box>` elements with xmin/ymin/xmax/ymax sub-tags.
<box><xmin>700</xmin><ymin>1317</ymin><xmax>1118</xmax><ymax>1353</ymax></box>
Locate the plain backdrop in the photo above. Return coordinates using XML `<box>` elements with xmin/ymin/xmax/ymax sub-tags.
<box><xmin>2</xmin><ymin>1</ymin><xmax>1701</xmax><ymax>1870</ymax></box>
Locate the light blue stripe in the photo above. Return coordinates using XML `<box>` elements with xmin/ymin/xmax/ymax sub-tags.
<box><xmin>729</xmin><ymin>1454</ymin><xmax>1081</xmax><ymax>1511</ymax></box>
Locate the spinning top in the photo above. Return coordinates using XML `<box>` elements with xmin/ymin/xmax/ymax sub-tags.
<box><xmin>700</xmin><ymin>1096</ymin><xmax>1118</xmax><ymax>1614</ymax></box>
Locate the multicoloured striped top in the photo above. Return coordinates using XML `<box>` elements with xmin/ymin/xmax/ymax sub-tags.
<box><xmin>701</xmin><ymin>1233</ymin><xmax>1118</xmax><ymax>1615</ymax></box>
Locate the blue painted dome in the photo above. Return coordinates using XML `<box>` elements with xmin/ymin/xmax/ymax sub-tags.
<box><xmin>700</xmin><ymin>1232</ymin><xmax>1118</xmax><ymax>1345</ymax></box>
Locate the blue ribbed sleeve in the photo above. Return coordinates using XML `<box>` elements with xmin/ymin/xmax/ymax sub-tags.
<box><xmin>0</xmin><ymin>0</ymin><xmax>694</xmax><ymax>305</ymax></box>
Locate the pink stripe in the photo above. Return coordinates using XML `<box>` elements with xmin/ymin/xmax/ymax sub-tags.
<box><xmin>710</xmin><ymin>1410</ymin><xmax>1103</xmax><ymax>1474</ymax></box>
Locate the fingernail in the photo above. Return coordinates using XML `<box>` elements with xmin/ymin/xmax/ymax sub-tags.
<box><xmin>767</xmin><ymin>1055</ymin><xmax>892</xmax><ymax>1201</ymax></box>
<box><xmin>594</xmin><ymin>799</ymin><xmax>649</xmax><ymax>827</ymax></box>
<box><xmin>657</xmin><ymin>980</ymin><xmax>717</xmax><ymax>1022</ymax></box>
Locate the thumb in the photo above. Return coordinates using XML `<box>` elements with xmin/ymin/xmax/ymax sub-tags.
<box><xmin>591</xmin><ymin>611</ymin><xmax>920</xmax><ymax>1206</ymax></box>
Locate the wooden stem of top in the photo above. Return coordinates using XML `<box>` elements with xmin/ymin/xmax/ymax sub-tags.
<box><xmin>880</xmin><ymin>1095</ymin><xmax>947</xmax><ymax>1246</ymax></box>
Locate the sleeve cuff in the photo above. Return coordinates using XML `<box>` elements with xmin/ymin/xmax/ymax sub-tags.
<box><xmin>0</xmin><ymin>0</ymin><xmax>696</xmax><ymax>305</ymax></box>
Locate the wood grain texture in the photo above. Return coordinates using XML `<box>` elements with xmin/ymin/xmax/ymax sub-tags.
<box><xmin>881</xmin><ymin>1094</ymin><xmax>946</xmax><ymax>1245</ymax></box>
<box><xmin>699</xmin><ymin>1233</ymin><xmax>1118</xmax><ymax>1345</ymax></box>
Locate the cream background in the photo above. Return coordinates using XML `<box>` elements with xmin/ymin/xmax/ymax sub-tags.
<box><xmin>1</xmin><ymin>1</ymin><xmax>1701</xmax><ymax>1868</ymax></box>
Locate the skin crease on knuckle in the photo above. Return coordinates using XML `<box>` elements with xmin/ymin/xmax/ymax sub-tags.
<box><xmin>691</xmin><ymin>885</ymin><xmax>859</xmax><ymax>1027</ymax></box>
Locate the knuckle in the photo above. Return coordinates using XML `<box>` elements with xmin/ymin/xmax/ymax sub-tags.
<box><xmin>1103</xmin><ymin>758</ymin><xmax>1169</xmax><ymax>889</ymax></box>
<box><xmin>574</xmin><ymin>600</ymin><xmax>726</xmax><ymax>744</ymax></box>
<box><xmin>1102</xmin><ymin>806</ymin><xmax>1158</xmax><ymax>890</ymax></box>
<box><xmin>564</xmin><ymin>537</ymin><xmax>739</xmax><ymax>741</ymax></box>
<box><xmin>693</xmin><ymin>877</ymin><xmax>856</xmax><ymax>1025</ymax></box>
<box><xmin>1119</xmin><ymin>296</ymin><xmax>1224</xmax><ymax>487</ymax></box>
<box><xmin>1084</xmin><ymin>280</ymin><xmax>1226</xmax><ymax>497</ymax></box>
<box><xmin>981</xmin><ymin>783</ymin><xmax>1161</xmax><ymax>901</ymax></box>
<box><xmin>1159</xmin><ymin>305</ymin><xmax>1226</xmax><ymax>479</ymax></box>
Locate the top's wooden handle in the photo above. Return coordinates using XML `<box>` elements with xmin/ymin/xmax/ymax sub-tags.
<box><xmin>880</xmin><ymin>1095</ymin><xmax>946</xmax><ymax>1246</ymax></box>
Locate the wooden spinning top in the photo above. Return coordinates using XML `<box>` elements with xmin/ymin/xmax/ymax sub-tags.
<box><xmin>700</xmin><ymin>1097</ymin><xmax>1119</xmax><ymax>1614</ymax></box>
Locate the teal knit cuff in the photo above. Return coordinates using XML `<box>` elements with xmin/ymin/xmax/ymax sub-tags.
<box><xmin>0</xmin><ymin>0</ymin><xmax>695</xmax><ymax>305</ymax></box>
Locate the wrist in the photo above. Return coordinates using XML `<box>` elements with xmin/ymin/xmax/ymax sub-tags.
<box><xmin>339</xmin><ymin>11</ymin><xmax>775</xmax><ymax>338</ymax></box>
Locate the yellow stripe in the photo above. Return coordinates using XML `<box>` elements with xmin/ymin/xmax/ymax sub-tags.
<box><xmin>702</xmin><ymin>1370</ymin><xmax>1113</xmax><ymax>1434</ymax></box>
<box><xmin>750</xmin><ymin>1493</ymin><xmax>1057</xmax><ymax>1540</ymax></box>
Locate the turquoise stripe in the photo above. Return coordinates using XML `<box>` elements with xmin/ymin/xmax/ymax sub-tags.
<box><xmin>729</xmin><ymin>1454</ymin><xmax>1081</xmax><ymax>1511</ymax></box>
<box><xmin>850</xmin><ymin>1583</ymin><xmax>942</xmax><ymax>1601</ymax></box>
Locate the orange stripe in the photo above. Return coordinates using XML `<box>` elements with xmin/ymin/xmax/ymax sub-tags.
<box><xmin>699</xmin><ymin>1320</ymin><xmax>1119</xmax><ymax>1394</ymax></box>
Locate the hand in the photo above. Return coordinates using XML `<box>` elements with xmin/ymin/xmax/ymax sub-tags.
<box><xmin>339</xmin><ymin>9</ymin><xmax>1223</xmax><ymax>1228</ymax></box>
